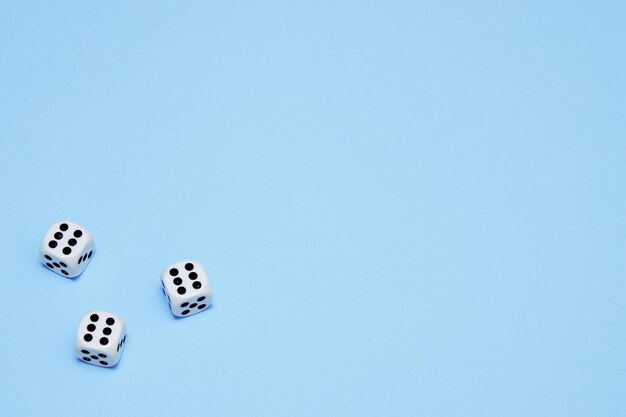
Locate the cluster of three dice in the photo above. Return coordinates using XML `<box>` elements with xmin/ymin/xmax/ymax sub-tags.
<box><xmin>39</xmin><ymin>220</ymin><xmax>213</xmax><ymax>368</ymax></box>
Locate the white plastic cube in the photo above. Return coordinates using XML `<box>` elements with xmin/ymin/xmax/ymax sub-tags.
<box><xmin>75</xmin><ymin>311</ymin><xmax>127</xmax><ymax>368</ymax></box>
<box><xmin>40</xmin><ymin>220</ymin><xmax>94</xmax><ymax>278</ymax></box>
<box><xmin>161</xmin><ymin>260</ymin><xmax>212</xmax><ymax>317</ymax></box>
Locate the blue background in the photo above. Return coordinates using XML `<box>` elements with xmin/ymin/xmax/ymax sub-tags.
<box><xmin>1</xmin><ymin>1</ymin><xmax>625</xmax><ymax>416</ymax></box>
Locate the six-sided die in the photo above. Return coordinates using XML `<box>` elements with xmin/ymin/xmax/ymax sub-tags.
<box><xmin>161</xmin><ymin>260</ymin><xmax>212</xmax><ymax>317</ymax></box>
<box><xmin>75</xmin><ymin>311</ymin><xmax>127</xmax><ymax>368</ymax></box>
<box><xmin>40</xmin><ymin>220</ymin><xmax>94</xmax><ymax>278</ymax></box>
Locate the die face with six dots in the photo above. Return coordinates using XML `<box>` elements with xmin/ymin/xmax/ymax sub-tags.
<box><xmin>75</xmin><ymin>311</ymin><xmax>127</xmax><ymax>368</ymax></box>
<box><xmin>161</xmin><ymin>260</ymin><xmax>212</xmax><ymax>318</ymax></box>
<box><xmin>40</xmin><ymin>220</ymin><xmax>94</xmax><ymax>278</ymax></box>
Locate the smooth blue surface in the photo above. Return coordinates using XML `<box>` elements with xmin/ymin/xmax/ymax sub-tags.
<box><xmin>1</xmin><ymin>1</ymin><xmax>625</xmax><ymax>416</ymax></box>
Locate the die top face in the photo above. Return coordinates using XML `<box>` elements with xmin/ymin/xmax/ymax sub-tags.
<box><xmin>75</xmin><ymin>311</ymin><xmax>126</xmax><ymax>359</ymax></box>
<box><xmin>161</xmin><ymin>260</ymin><xmax>212</xmax><ymax>316</ymax></box>
<box><xmin>162</xmin><ymin>260</ymin><xmax>211</xmax><ymax>298</ymax></box>
<box><xmin>40</xmin><ymin>220</ymin><xmax>93</xmax><ymax>261</ymax></box>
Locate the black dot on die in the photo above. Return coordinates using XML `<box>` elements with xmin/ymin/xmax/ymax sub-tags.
<box><xmin>46</xmin><ymin>263</ymin><xmax>54</xmax><ymax>268</ymax></box>
<box><xmin>103</xmin><ymin>327</ymin><xmax>112</xmax><ymax>335</ymax></box>
<box><xmin>88</xmin><ymin>251</ymin><xmax>93</xmax><ymax>259</ymax></box>
<box><xmin>87</xmin><ymin>324</ymin><xmax>95</xmax><ymax>331</ymax></box>
<box><xmin>60</xmin><ymin>262</ymin><xmax>67</xmax><ymax>267</ymax></box>
<box><xmin>54</xmin><ymin>232</ymin><xmax>63</xmax><ymax>239</ymax></box>
<box><xmin>173</xmin><ymin>277</ymin><xmax>182</xmax><ymax>285</ymax></box>
<box><xmin>61</xmin><ymin>270</ymin><xmax>68</xmax><ymax>275</ymax></box>
<box><xmin>90</xmin><ymin>314</ymin><xmax>99</xmax><ymax>322</ymax></box>
<box><xmin>99</xmin><ymin>353</ymin><xmax>107</xmax><ymax>358</ymax></box>
<box><xmin>177</xmin><ymin>287</ymin><xmax>186</xmax><ymax>295</ymax></box>
<box><xmin>84</xmin><ymin>334</ymin><xmax>93</xmax><ymax>342</ymax></box>
<box><xmin>74</xmin><ymin>230</ymin><xmax>83</xmax><ymax>238</ymax></box>
<box><xmin>185</xmin><ymin>263</ymin><xmax>194</xmax><ymax>271</ymax></box>
<box><xmin>192</xmin><ymin>282</ymin><xmax>202</xmax><ymax>289</ymax></box>
<box><xmin>190</xmin><ymin>303</ymin><xmax>197</xmax><ymax>308</ymax></box>
<box><xmin>198</xmin><ymin>304</ymin><xmax>207</xmax><ymax>309</ymax></box>
<box><xmin>189</xmin><ymin>272</ymin><xmax>198</xmax><ymax>280</ymax></box>
<box><xmin>63</xmin><ymin>247</ymin><xmax>71</xmax><ymax>255</ymax></box>
<box><xmin>169</xmin><ymin>268</ymin><xmax>178</xmax><ymax>276</ymax></box>
<box><xmin>44</xmin><ymin>255</ymin><xmax>52</xmax><ymax>260</ymax></box>
<box><xmin>48</xmin><ymin>241</ymin><xmax>57</xmax><ymax>248</ymax></box>
<box><xmin>106</xmin><ymin>317</ymin><xmax>115</xmax><ymax>325</ymax></box>
<box><xmin>181</xmin><ymin>310</ymin><xmax>190</xmax><ymax>315</ymax></box>
<box><xmin>68</xmin><ymin>238</ymin><xmax>77</xmax><ymax>246</ymax></box>
<box><xmin>90</xmin><ymin>355</ymin><xmax>98</xmax><ymax>360</ymax></box>
<box><xmin>78</xmin><ymin>257</ymin><xmax>82</xmax><ymax>265</ymax></box>
<box><xmin>81</xmin><ymin>350</ymin><xmax>89</xmax><ymax>354</ymax></box>
<box><xmin>100</xmin><ymin>361</ymin><xmax>108</xmax><ymax>366</ymax></box>
<box><xmin>53</xmin><ymin>262</ymin><xmax>60</xmax><ymax>268</ymax></box>
<box><xmin>197</xmin><ymin>296</ymin><xmax>206</xmax><ymax>302</ymax></box>
<box><xmin>82</xmin><ymin>357</ymin><xmax>91</xmax><ymax>362</ymax></box>
<box><xmin>59</xmin><ymin>223</ymin><xmax>68</xmax><ymax>231</ymax></box>
<box><xmin>181</xmin><ymin>302</ymin><xmax>189</xmax><ymax>308</ymax></box>
<box><xmin>100</xmin><ymin>337</ymin><xmax>109</xmax><ymax>346</ymax></box>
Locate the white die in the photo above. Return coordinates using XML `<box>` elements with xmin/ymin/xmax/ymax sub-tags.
<box><xmin>40</xmin><ymin>220</ymin><xmax>94</xmax><ymax>278</ymax></box>
<box><xmin>75</xmin><ymin>311</ymin><xmax>127</xmax><ymax>368</ymax></box>
<box><xmin>161</xmin><ymin>260</ymin><xmax>212</xmax><ymax>317</ymax></box>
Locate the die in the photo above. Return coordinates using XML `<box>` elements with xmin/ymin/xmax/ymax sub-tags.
<box><xmin>161</xmin><ymin>260</ymin><xmax>212</xmax><ymax>317</ymax></box>
<box><xmin>75</xmin><ymin>311</ymin><xmax>127</xmax><ymax>367</ymax></box>
<box><xmin>40</xmin><ymin>220</ymin><xmax>94</xmax><ymax>278</ymax></box>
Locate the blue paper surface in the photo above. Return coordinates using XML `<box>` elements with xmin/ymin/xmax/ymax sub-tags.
<box><xmin>1</xmin><ymin>2</ymin><xmax>625</xmax><ymax>416</ymax></box>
